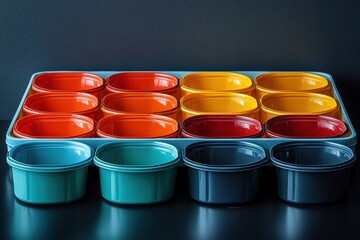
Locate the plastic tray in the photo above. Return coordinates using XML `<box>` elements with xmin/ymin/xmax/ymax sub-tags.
<box><xmin>5</xmin><ymin>71</ymin><xmax>357</xmax><ymax>152</ymax></box>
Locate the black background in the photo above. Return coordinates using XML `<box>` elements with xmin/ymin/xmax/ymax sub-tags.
<box><xmin>1</xmin><ymin>0</ymin><xmax>360</xmax><ymax>120</ymax></box>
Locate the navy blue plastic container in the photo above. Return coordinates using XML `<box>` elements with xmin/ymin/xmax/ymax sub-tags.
<box><xmin>270</xmin><ymin>142</ymin><xmax>356</xmax><ymax>204</ymax></box>
<box><xmin>183</xmin><ymin>141</ymin><xmax>268</xmax><ymax>204</ymax></box>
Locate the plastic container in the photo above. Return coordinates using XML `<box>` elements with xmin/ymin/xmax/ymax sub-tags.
<box><xmin>6</xmin><ymin>141</ymin><xmax>93</xmax><ymax>204</ymax></box>
<box><xmin>181</xmin><ymin>72</ymin><xmax>254</xmax><ymax>96</ymax></box>
<box><xmin>5</xmin><ymin>71</ymin><xmax>357</xmax><ymax>152</ymax></box>
<box><xmin>270</xmin><ymin>142</ymin><xmax>356</xmax><ymax>204</ymax></box>
<box><xmin>13</xmin><ymin>114</ymin><xmax>96</xmax><ymax>138</ymax></box>
<box><xmin>265</xmin><ymin>115</ymin><xmax>348</xmax><ymax>138</ymax></box>
<box><xmin>180</xmin><ymin>93</ymin><xmax>260</xmax><ymax>121</ymax></box>
<box><xmin>32</xmin><ymin>72</ymin><xmax>104</xmax><ymax>97</ymax></box>
<box><xmin>254</xmin><ymin>72</ymin><xmax>333</xmax><ymax>99</ymax></box>
<box><xmin>101</xmin><ymin>92</ymin><xmax>178</xmax><ymax>119</ymax></box>
<box><xmin>23</xmin><ymin>92</ymin><xmax>99</xmax><ymax>118</ymax></box>
<box><xmin>94</xmin><ymin>142</ymin><xmax>180</xmax><ymax>204</ymax></box>
<box><xmin>106</xmin><ymin>72</ymin><xmax>179</xmax><ymax>96</ymax></box>
<box><xmin>182</xmin><ymin>115</ymin><xmax>263</xmax><ymax>138</ymax></box>
<box><xmin>183</xmin><ymin>141</ymin><xmax>268</xmax><ymax>204</ymax></box>
<box><xmin>260</xmin><ymin>92</ymin><xmax>340</xmax><ymax>123</ymax></box>
<box><xmin>97</xmin><ymin>114</ymin><xmax>179</xmax><ymax>138</ymax></box>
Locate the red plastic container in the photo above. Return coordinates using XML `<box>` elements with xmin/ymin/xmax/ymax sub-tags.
<box><xmin>106</xmin><ymin>72</ymin><xmax>179</xmax><ymax>96</ymax></box>
<box><xmin>97</xmin><ymin>114</ymin><xmax>179</xmax><ymax>138</ymax></box>
<box><xmin>13</xmin><ymin>114</ymin><xmax>96</xmax><ymax>138</ymax></box>
<box><xmin>23</xmin><ymin>92</ymin><xmax>99</xmax><ymax>118</ymax></box>
<box><xmin>101</xmin><ymin>92</ymin><xmax>178</xmax><ymax>119</ymax></box>
<box><xmin>181</xmin><ymin>115</ymin><xmax>263</xmax><ymax>138</ymax></box>
<box><xmin>32</xmin><ymin>72</ymin><xmax>104</xmax><ymax>97</ymax></box>
<box><xmin>265</xmin><ymin>115</ymin><xmax>348</xmax><ymax>138</ymax></box>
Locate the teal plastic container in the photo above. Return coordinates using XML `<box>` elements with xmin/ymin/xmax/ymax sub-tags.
<box><xmin>94</xmin><ymin>142</ymin><xmax>180</xmax><ymax>204</ymax></box>
<box><xmin>6</xmin><ymin>141</ymin><xmax>93</xmax><ymax>204</ymax></box>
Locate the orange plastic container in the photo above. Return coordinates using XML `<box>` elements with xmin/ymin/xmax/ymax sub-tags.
<box><xmin>13</xmin><ymin>114</ymin><xmax>96</xmax><ymax>138</ymax></box>
<box><xmin>101</xmin><ymin>92</ymin><xmax>178</xmax><ymax>119</ymax></box>
<box><xmin>23</xmin><ymin>92</ymin><xmax>99</xmax><ymax>118</ymax></box>
<box><xmin>97</xmin><ymin>114</ymin><xmax>179</xmax><ymax>138</ymax></box>
<box><xmin>106</xmin><ymin>72</ymin><xmax>179</xmax><ymax>96</ymax></box>
<box><xmin>32</xmin><ymin>72</ymin><xmax>105</xmax><ymax>97</ymax></box>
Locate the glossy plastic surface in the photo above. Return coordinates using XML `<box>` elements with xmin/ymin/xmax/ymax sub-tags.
<box><xmin>6</xmin><ymin>141</ymin><xmax>93</xmax><ymax>204</ymax></box>
<box><xmin>181</xmin><ymin>72</ymin><xmax>254</xmax><ymax>96</ymax></box>
<box><xmin>23</xmin><ymin>92</ymin><xmax>99</xmax><ymax>118</ymax></box>
<box><xmin>180</xmin><ymin>92</ymin><xmax>260</xmax><ymax>121</ymax></box>
<box><xmin>270</xmin><ymin>142</ymin><xmax>356</xmax><ymax>204</ymax></box>
<box><xmin>97</xmin><ymin>114</ymin><xmax>179</xmax><ymax>138</ymax></box>
<box><xmin>265</xmin><ymin>115</ymin><xmax>348</xmax><ymax>138</ymax></box>
<box><xmin>106</xmin><ymin>72</ymin><xmax>179</xmax><ymax>96</ymax></box>
<box><xmin>260</xmin><ymin>92</ymin><xmax>340</xmax><ymax>122</ymax></box>
<box><xmin>13</xmin><ymin>114</ymin><xmax>96</xmax><ymax>138</ymax></box>
<box><xmin>32</xmin><ymin>72</ymin><xmax>104</xmax><ymax>97</ymax></box>
<box><xmin>94</xmin><ymin>142</ymin><xmax>180</xmax><ymax>204</ymax></box>
<box><xmin>101</xmin><ymin>92</ymin><xmax>178</xmax><ymax>119</ymax></box>
<box><xmin>183</xmin><ymin>141</ymin><xmax>268</xmax><ymax>204</ymax></box>
<box><xmin>5</xmin><ymin>71</ymin><xmax>357</xmax><ymax>152</ymax></box>
<box><xmin>182</xmin><ymin>115</ymin><xmax>263</xmax><ymax>138</ymax></box>
<box><xmin>254</xmin><ymin>72</ymin><xmax>332</xmax><ymax>98</ymax></box>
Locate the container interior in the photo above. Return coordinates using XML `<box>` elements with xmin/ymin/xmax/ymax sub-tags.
<box><xmin>182</xmin><ymin>74</ymin><xmax>252</xmax><ymax>91</ymax></box>
<box><xmin>267</xmin><ymin>118</ymin><xmax>347</xmax><ymax>138</ymax></box>
<box><xmin>11</xmin><ymin>145</ymin><xmax>91</xmax><ymax>166</ymax></box>
<box><xmin>273</xmin><ymin>145</ymin><xmax>353</xmax><ymax>166</ymax></box>
<box><xmin>97</xmin><ymin>145</ymin><xmax>177</xmax><ymax>166</ymax></box>
<box><xmin>186</xmin><ymin>144</ymin><xmax>265</xmax><ymax>166</ymax></box>
<box><xmin>183</xmin><ymin>118</ymin><xmax>261</xmax><ymax>138</ymax></box>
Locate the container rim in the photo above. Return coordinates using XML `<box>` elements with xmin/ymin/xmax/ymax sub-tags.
<box><xmin>23</xmin><ymin>92</ymin><xmax>99</xmax><ymax>116</ymax></box>
<box><xmin>265</xmin><ymin>115</ymin><xmax>349</xmax><ymax>138</ymax></box>
<box><xmin>181</xmin><ymin>115</ymin><xmax>264</xmax><ymax>138</ymax></box>
<box><xmin>32</xmin><ymin>72</ymin><xmax>105</xmax><ymax>94</ymax></box>
<box><xmin>106</xmin><ymin>72</ymin><xmax>179</xmax><ymax>94</ymax></box>
<box><xmin>254</xmin><ymin>72</ymin><xmax>330</xmax><ymax>92</ymax></box>
<box><xmin>101</xmin><ymin>92</ymin><xmax>178</xmax><ymax>116</ymax></box>
<box><xmin>93</xmin><ymin>141</ymin><xmax>180</xmax><ymax>172</ymax></box>
<box><xmin>260</xmin><ymin>92</ymin><xmax>339</xmax><ymax>115</ymax></box>
<box><xmin>180</xmin><ymin>93</ymin><xmax>260</xmax><ymax>116</ymax></box>
<box><xmin>183</xmin><ymin>141</ymin><xmax>268</xmax><ymax>172</ymax></box>
<box><xmin>6</xmin><ymin>141</ymin><xmax>93</xmax><ymax>172</ymax></box>
<box><xmin>180</xmin><ymin>72</ymin><xmax>254</xmax><ymax>93</ymax></box>
<box><xmin>270</xmin><ymin>141</ymin><xmax>356</xmax><ymax>172</ymax></box>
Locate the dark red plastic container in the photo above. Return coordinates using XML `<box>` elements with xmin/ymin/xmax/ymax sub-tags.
<box><xmin>265</xmin><ymin>115</ymin><xmax>348</xmax><ymax>138</ymax></box>
<box><xmin>181</xmin><ymin>115</ymin><xmax>263</xmax><ymax>138</ymax></box>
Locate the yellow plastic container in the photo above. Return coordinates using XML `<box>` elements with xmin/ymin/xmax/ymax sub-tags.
<box><xmin>260</xmin><ymin>92</ymin><xmax>340</xmax><ymax>123</ymax></box>
<box><xmin>254</xmin><ymin>72</ymin><xmax>333</xmax><ymax>99</ymax></box>
<box><xmin>180</xmin><ymin>93</ymin><xmax>259</xmax><ymax>121</ymax></box>
<box><xmin>180</xmin><ymin>72</ymin><xmax>254</xmax><ymax>96</ymax></box>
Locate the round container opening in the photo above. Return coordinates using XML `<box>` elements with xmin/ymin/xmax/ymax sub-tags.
<box><xmin>102</xmin><ymin>93</ymin><xmax>177</xmax><ymax>114</ymax></box>
<box><xmin>97</xmin><ymin>115</ymin><xmax>179</xmax><ymax>138</ymax></box>
<box><xmin>7</xmin><ymin>142</ymin><xmax>93</xmax><ymax>170</ymax></box>
<box><xmin>24</xmin><ymin>92</ymin><xmax>98</xmax><ymax>115</ymax></box>
<box><xmin>106</xmin><ymin>72</ymin><xmax>178</xmax><ymax>93</ymax></box>
<box><xmin>32</xmin><ymin>72</ymin><xmax>104</xmax><ymax>93</ymax></box>
<box><xmin>271</xmin><ymin>142</ymin><xmax>355</xmax><ymax>169</ymax></box>
<box><xmin>182</xmin><ymin>115</ymin><xmax>263</xmax><ymax>138</ymax></box>
<box><xmin>184</xmin><ymin>142</ymin><xmax>267</xmax><ymax>170</ymax></box>
<box><xmin>181</xmin><ymin>72</ymin><xmax>253</xmax><ymax>92</ymax></box>
<box><xmin>266</xmin><ymin>115</ymin><xmax>348</xmax><ymax>138</ymax></box>
<box><xmin>13</xmin><ymin>114</ymin><xmax>95</xmax><ymax>138</ymax></box>
<box><xmin>181</xmin><ymin>93</ymin><xmax>259</xmax><ymax>114</ymax></box>
<box><xmin>255</xmin><ymin>72</ymin><xmax>329</xmax><ymax>92</ymax></box>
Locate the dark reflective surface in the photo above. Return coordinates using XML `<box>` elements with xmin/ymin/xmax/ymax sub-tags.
<box><xmin>1</xmin><ymin>120</ymin><xmax>360</xmax><ymax>240</ymax></box>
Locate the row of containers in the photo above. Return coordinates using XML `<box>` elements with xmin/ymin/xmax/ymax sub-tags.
<box><xmin>7</xmin><ymin>140</ymin><xmax>356</xmax><ymax>205</ymax></box>
<box><xmin>12</xmin><ymin>71</ymin><xmax>349</xmax><ymax>139</ymax></box>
